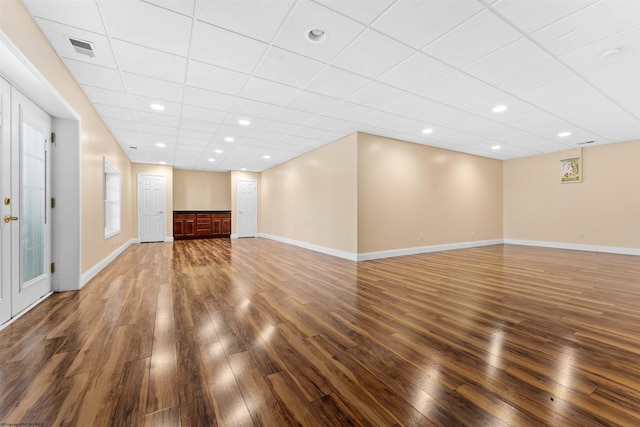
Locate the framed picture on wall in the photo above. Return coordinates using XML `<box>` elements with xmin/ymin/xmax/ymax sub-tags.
<box><xmin>561</xmin><ymin>157</ymin><xmax>581</xmax><ymax>183</ymax></box>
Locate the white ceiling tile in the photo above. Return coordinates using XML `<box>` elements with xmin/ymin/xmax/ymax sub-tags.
<box><xmin>81</xmin><ymin>85</ymin><xmax>130</xmax><ymax>109</ymax></box>
<box><xmin>190</xmin><ymin>21</ymin><xmax>268</xmax><ymax>73</ymax></box>
<box><xmin>314</xmin><ymin>0</ymin><xmax>395</xmax><ymax>24</ymax></box>
<box><xmin>333</xmin><ymin>30</ymin><xmax>414</xmax><ymax>79</ymax></box>
<box><xmin>422</xmin><ymin>10</ymin><xmax>522</xmax><ymax>68</ymax></box>
<box><xmin>583</xmin><ymin>58</ymin><xmax>640</xmax><ymax>119</ymax></box>
<box><xmin>63</xmin><ymin>59</ymin><xmax>125</xmax><ymax>91</ymax></box>
<box><xmin>186</xmin><ymin>60</ymin><xmax>249</xmax><ymax>94</ymax></box>
<box><xmin>110</xmin><ymin>128</ymin><xmax>142</xmax><ymax>139</ymax></box>
<box><xmin>139</xmin><ymin>123</ymin><xmax>179</xmax><ymax>137</ymax></box>
<box><xmin>223</xmin><ymin>113</ymin><xmax>267</xmax><ymax>129</ymax></box>
<box><xmin>305</xmin><ymin>66</ymin><xmax>371</xmax><ymax>98</ymax></box>
<box><xmin>215</xmin><ymin>124</ymin><xmax>255</xmax><ymax>138</ymax></box>
<box><xmin>112</xmin><ymin>39</ymin><xmax>187</xmax><ymax>83</ymax></box>
<box><xmin>34</xmin><ymin>19</ymin><xmax>116</xmax><ymax>68</ymax></box>
<box><xmin>250</xmin><ymin>129</ymin><xmax>288</xmax><ymax>141</ymax></box>
<box><xmin>181</xmin><ymin>105</ymin><xmax>227</xmax><ymax>123</ymax></box>
<box><xmin>491</xmin><ymin>0</ymin><xmax>598</xmax><ymax>33</ymax></box>
<box><xmin>232</xmin><ymin>98</ymin><xmax>281</xmax><ymax>119</ymax></box>
<box><xmin>268</xmin><ymin>107</ymin><xmax>317</xmax><ymax>125</ymax></box>
<box><xmin>179</xmin><ymin>118</ymin><xmax>220</xmax><ymax>132</ymax></box>
<box><xmin>256</xmin><ymin>120</ymin><xmax>299</xmax><ymax>135</ymax></box>
<box><xmin>304</xmin><ymin>116</ymin><xmax>358</xmax><ymax>133</ymax></box>
<box><xmin>23</xmin><ymin>0</ymin><xmax>106</xmax><ymax>33</ymax></box>
<box><xmin>94</xmin><ymin>104</ymin><xmax>136</xmax><ymax>121</ymax></box>
<box><xmin>531</xmin><ymin>0</ymin><xmax>640</xmax><ymax>56</ymax></box>
<box><xmin>196</xmin><ymin>0</ymin><xmax>295</xmax><ymax>42</ymax></box>
<box><xmin>446</xmin><ymin>84</ymin><xmax>517</xmax><ymax>111</ymax></box>
<box><xmin>141</xmin><ymin>132</ymin><xmax>178</xmax><ymax>144</ymax></box>
<box><xmin>382</xmin><ymin>94</ymin><xmax>441</xmax><ymax>117</ymax></box>
<box><xmin>144</xmin><ymin>0</ymin><xmax>195</xmax><ymax>16</ymax></box>
<box><xmin>558</xmin><ymin>26</ymin><xmax>640</xmax><ymax>73</ymax></box>
<box><xmin>129</xmin><ymin>95</ymin><xmax>181</xmax><ymax>117</ymax></box>
<box><xmin>103</xmin><ymin>118</ymin><xmax>140</xmax><ymax>132</ymax></box>
<box><xmin>254</xmin><ymin>47</ymin><xmax>325</xmax><ymax>87</ymax></box>
<box><xmin>378</xmin><ymin>53</ymin><xmax>454</xmax><ymax>91</ymax></box>
<box><xmin>183</xmin><ymin>86</ymin><xmax>237</xmax><ymax>111</ymax></box>
<box><xmin>492</xmin><ymin>59</ymin><xmax>574</xmax><ymax>95</ymax></box>
<box><xmin>240</xmin><ymin>77</ymin><xmax>298</xmax><ymax>105</ymax></box>
<box><xmin>273</xmin><ymin>0</ymin><xmax>365</xmax><ymax>62</ymax></box>
<box><xmin>179</xmin><ymin>129</ymin><xmax>213</xmax><ymax>140</ymax></box>
<box><xmin>136</xmin><ymin>111</ymin><xmax>180</xmax><ymax>128</ymax></box>
<box><xmin>122</xmin><ymin>72</ymin><xmax>184</xmax><ymax>103</ymax></box>
<box><xmin>519</xmin><ymin>76</ymin><xmax>592</xmax><ymax>105</ymax></box>
<box><xmin>323</xmin><ymin>101</ymin><xmax>376</xmax><ymax>121</ymax></box>
<box><xmin>98</xmin><ymin>0</ymin><xmax>192</xmax><ymax>56</ymax></box>
<box><xmin>372</xmin><ymin>0</ymin><xmax>483</xmax><ymax>49</ymax></box>
<box><xmin>289</xmin><ymin>126</ymin><xmax>344</xmax><ymax>141</ymax></box>
<box><xmin>285</xmin><ymin>91</ymin><xmax>340</xmax><ymax>114</ymax></box>
<box><xmin>463</xmin><ymin>38</ymin><xmax>551</xmax><ymax>82</ymax></box>
<box><xmin>347</xmin><ymin>81</ymin><xmax>408</xmax><ymax>109</ymax></box>
<box><xmin>417</xmin><ymin>71</ymin><xmax>485</xmax><ymax>102</ymax></box>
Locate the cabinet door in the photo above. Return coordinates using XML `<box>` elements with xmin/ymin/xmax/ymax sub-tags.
<box><xmin>221</xmin><ymin>218</ymin><xmax>231</xmax><ymax>235</ymax></box>
<box><xmin>185</xmin><ymin>219</ymin><xmax>195</xmax><ymax>237</ymax></box>
<box><xmin>211</xmin><ymin>217</ymin><xmax>222</xmax><ymax>236</ymax></box>
<box><xmin>173</xmin><ymin>219</ymin><xmax>184</xmax><ymax>238</ymax></box>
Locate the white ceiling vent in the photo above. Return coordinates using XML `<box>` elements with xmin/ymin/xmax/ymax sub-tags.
<box><xmin>68</xmin><ymin>37</ymin><xmax>95</xmax><ymax>57</ymax></box>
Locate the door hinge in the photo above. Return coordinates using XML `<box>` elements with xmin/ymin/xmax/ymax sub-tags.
<box><xmin>51</xmin><ymin>132</ymin><xmax>56</xmax><ymax>143</ymax></box>
<box><xmin>51</xmin><ymin>262</ymin><xmax>55</xmax><ymax>273</ymax></box>
<box><xmin>51</xmin><ymin>197</ymin><xmax>56</xmax><ymax>208</ymax></box>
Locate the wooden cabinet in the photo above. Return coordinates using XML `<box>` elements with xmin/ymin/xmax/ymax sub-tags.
<box><xmin>173</xmin><ymin>211</ymin><xmax>231</xmax><ymax>240</ymax></box>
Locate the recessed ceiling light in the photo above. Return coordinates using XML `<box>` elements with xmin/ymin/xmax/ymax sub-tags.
<box><xmin>422</xmin><ymin>128</ymin><xmax>433</xmax><ymax>135</ymax></box>
<box><xmin>208</xmin><ymin>158</ymin><xmax>215</xmax><ymax>162</ymax></box>
<box><xmin>238</xmin><ymin>119</ymin><xmax>251</xmax><ymax>126</ymax></box>
<box><xmin>159</xmin><ymin>161</ymin><xmax>166</xmax><ymax>165</ymax></box>
<box><xmin>263</xmin><ymin>155</ymin><xmax>271</xmax><ymax>159</ymax></box>
<box><xmin>307</xmin><ymin>28</ymin><xmax>328</xmax><ymax>43</ymax></box>
<box><xmin>601</xmin><ymin>48</ymin><xmax>621</xmax><ymax>59</ymax></box>
<box><xmin>214</xmin><ymin>149</ymin><xmax>223</xmax><ymax>154</ymax></box>
<box><xmin>558</xmin><ymin>131</ymin><xmax>571</xmax><ymax>137</ymax></box>
<box><xmin>225</xmin><ymin>137</ymin><xmax>235</xmax><ymax>142</ymax></box>
<box><xmin>492</xmin><ymin>105</ymin><xmax>508</xmax><ymax>113</ymax></box>
<box><xmin>241</xmin><ymin>168</ymin><xmax>247</xmax><ymax>171</ymax></box>
<box><xmin>150</xmin><ymin>103</ymin><xmax>165</xmax><ymax>111</ymax></box>
<box><xmin>155</xmin><ymin>142</ymin><xmax>166</xmax><ymax>148</ymax></box>
<box><xmin>491</xmin><ymin>145</ymin><xmax>501</xmax><ymax>150</ymax></box>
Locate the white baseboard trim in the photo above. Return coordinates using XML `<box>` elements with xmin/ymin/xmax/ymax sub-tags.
<box><xmin>80</xmin><ymin>238</ymin><xmax>137</xmax><ymax>287</ymax></box>
<box><xmin>357</xmin><ymin>239</ymin><xmax>504</xmax><ymax>261</ymax></box>
<box><xmin>164</xmin><ymin>236</ymin><xmax>174</xmax><ymax>242</ymax></box>
<box><xmin>0</xmin><ymin>291</ymin><xmax>53</xmax><ymax>332</ymax></box>
<box><xmin>230</xmin><ymin>233</ymin><xmax>238</xmax><ymax>239</ymax></box>
<box><xmin>504</xmin><ymin>239</ymin><xmax>640</xmax><ymax>256</ymax></box>
<box><xmin>258</xmin><ymin>233</ymin><xmax>358</xmax><ymax>261</ymax></box>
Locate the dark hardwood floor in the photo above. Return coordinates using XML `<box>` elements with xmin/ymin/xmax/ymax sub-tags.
<box><xmin>1</xmin><ymin>239</ymin><xmax>639</xmax><ymax>426</ymax></box>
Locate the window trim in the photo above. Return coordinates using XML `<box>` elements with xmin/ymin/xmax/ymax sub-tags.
<box><xmin>103</xmin><ymin>157</ymin><xmax>121</xmax><ymax>239</ymax></box>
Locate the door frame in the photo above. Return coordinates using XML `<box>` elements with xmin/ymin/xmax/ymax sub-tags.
<box><xmin>1</xmin><ymin>30</ymin><xmax>81</xmax><ymax>322</ymax></box>
<box><xmin>137</xmin><ymin>173</ymin><xmax>166</xmax><ymax>243</ymax></box>
<box><xmin>236</xmin><ymin>179</ymin><xmax>257</xmax><ymax>238</ymax></box>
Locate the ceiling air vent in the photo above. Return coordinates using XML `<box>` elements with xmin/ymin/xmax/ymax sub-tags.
<box><xmin>129</xmin><ymin>146</ymin><xmax>138</xmax><ymax>150</ymax></box>
<box><xmin>69</xmin><ymin>37</ymin><xmax>95</xmax><ymax>57</ymax></box>
<box><xmin>577</xmin><ymin>141</ymin><xmax>594</xmax><ymax>145</ymax></box>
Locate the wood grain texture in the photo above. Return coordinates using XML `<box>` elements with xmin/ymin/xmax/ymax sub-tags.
<box><xmin>1</xmin><ymin>239</ymin><xmax>639</xmax><ymax>426</ymax></box>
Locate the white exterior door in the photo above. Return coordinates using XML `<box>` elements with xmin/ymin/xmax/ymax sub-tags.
<box><xmin>0</xmin><ymin>78</ymin><xmax>10</xmax><ymax>324</ymax></box>
<box><xmin>138</xmin><ymin>174</ymin><xmax>165</xmax><ymax>243</ymax></box>
<box><xmin>237</xmin><ymin>179</ymin><xmax>257</xmax><ymax>238</ymax></box>
<box><xmin>0</xmin><ymin>86</ymin><xmax>52</xmax><ymax>321</ymax></box>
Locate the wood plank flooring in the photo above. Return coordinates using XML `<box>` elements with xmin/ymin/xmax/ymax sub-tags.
<box><xmin>1</xmin><ymin>239</ymin><xmax>639</xmax><ymax>426</ymax></box>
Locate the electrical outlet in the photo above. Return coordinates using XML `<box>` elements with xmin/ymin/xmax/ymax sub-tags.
<box><xmin>418</xmin><ymin>233</ymin><xmax>423</xmax><ymax>241</ymax></box>
<box><xmin>471</xmin><ymin>230</ymin><xmax>475</xmax><ymax>237</ymax></box>
<box><xmin>578</xmin><ymin>232</ymin><xmax>583</xmax><ymax>240</ymax></box>
<box><xmin>91</xmin><ymin>246</ymin><xmax>95</xmax><ymax>257</ymax></box>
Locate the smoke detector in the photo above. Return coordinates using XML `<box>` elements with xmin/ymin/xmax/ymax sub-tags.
<box><xmin>68</xmin><ymin>37</ymin><xmax>95</xmax><ymax>57</ymax></box>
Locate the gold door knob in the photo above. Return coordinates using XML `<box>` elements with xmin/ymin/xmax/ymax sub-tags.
<box><xmin>3</xmin><ymin>215</ymin><xmax>18</xmax><ymax>223</ymax></box>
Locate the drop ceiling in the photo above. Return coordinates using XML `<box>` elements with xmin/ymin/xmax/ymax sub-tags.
<box><xmin>21</xmin><ymin>0</ymin><xmax>640</xmax><ymax>172</ymax></box>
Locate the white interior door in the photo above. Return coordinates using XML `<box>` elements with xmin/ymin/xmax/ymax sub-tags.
<box><xmin>237</xmin><ymin>179</ymin><xmax>257</xmax><ymax>238</ymax></box>
<box><xmin>0</xmin><ymin>78</ymin><xmax>10</xmax><ymax>324</ymax></box>
<box><xmin>9</xmin><ymin>88</ymin><xmax>52</xmax><ymax>317</ymax></box>
<box><xmin>139</xmin><ymin>173</ymin><xmax>165</xmax><ymax>243</ymax></box>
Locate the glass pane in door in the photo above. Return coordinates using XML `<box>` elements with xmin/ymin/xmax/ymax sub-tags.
<box><xmin>21</xmin><ymin>121</ymin><xmax>45</xmax><ymax>283</ymax></box>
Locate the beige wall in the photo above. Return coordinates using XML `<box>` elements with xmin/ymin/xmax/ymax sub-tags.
<box><xmin>131</xmin><ymin>164</ymin><xmax>174</xmax><ymax>239</ymax></box>
<box><xmin>1</xmin><ymin>0</ymin><xmax>133</xmax><ymax>274</ymax></box>
<box><xmin>230</xmin><ymin>170</ymin><xmax>261</xmax><ymax>235</ymax></box>
<box><xmin>261</xmin><ymin>134</ymin><xmax>358</xmax><ymax>253</ymax></box>
<box><xmin>173</xmin><ymin>170</ymin><xmax>230</xmax><ymax>211</ymax></box>
<box><xmin>504</xmin><ymin>141</ymin><xmax>640</xmax><ymax>249</ymax></box>
<box><xmin>357</xmin><ymin>133</ymin><xmax>503</xmax><ymax>253</ymax></box>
